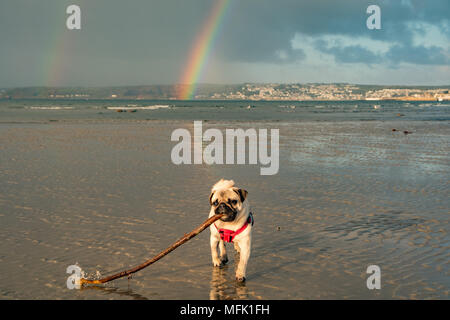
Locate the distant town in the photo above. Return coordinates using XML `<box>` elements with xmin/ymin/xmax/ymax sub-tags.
<box><xmin>1</xmin><ymin>83</ymin><xmax>449</xmax><ymax>101</ymax></box>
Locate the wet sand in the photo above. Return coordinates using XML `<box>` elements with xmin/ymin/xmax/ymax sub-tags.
<box><xmin>0</xmin><ymin>120</ymin><xmax>448</xmax><ymax>299</ymax></box>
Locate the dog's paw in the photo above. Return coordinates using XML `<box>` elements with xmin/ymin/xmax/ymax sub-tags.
<box><xmin>235</xmin><ymin>276</ymin><xmax>246</xmax><ymax>283</ymax></box>
<box><xmin>212</xmin><ymin>257</ymin><xmax>222</xmax><ymax>267</ymax></box>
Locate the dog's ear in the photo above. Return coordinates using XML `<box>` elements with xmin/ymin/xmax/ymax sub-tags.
<box><xmin>209</xmin><ymin>191</ymin><xmax>215</xmax><ymax>205</ymax></box>
<box><xmin>234</xmin><ymin>188</ymin><xmax>248</xmax><ymax>202</ymax></box>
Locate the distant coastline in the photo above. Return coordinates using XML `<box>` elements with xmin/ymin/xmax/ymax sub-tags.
<box><xmin>1</xmin><ymin>83</ymin><xmax>449</xmax><ymax>101</ymax></box>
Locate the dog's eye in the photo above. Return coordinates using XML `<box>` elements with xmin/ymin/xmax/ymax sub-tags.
<box><xmin>213</xmin><ymin>200</ymin><xmax>218</xmax><ymax>206</ymax></box>
<box><xmin>231</xmin><ymin>200</ymin><xmax>238</xmax><ymax>205</ymax></box>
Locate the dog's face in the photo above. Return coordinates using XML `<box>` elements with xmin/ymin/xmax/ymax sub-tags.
<box><xmin>209</xmin><ymin>187</ymin><xmax>248</xmax><ymax>222</ymax></box>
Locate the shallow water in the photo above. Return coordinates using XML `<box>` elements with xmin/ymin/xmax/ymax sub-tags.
<box><xmin>0</xmin><ymin>102</ymin><xmax>449</xmax><ymax>299</ymax></box>
<box><xmin>1</xmin><ymin>99</ymin><xmax>449</xmax><ymax>123</ymax></box>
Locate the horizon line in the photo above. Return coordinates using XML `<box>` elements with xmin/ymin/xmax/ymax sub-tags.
<box><xmin>2</xmin><ymin>82</ymin><xmax>450</xmax><ymax>89</ymax></box>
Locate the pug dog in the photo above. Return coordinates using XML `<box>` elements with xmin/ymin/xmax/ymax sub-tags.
<box><xmin>208</xmin><ymin>179</ymin><xmax>253</xmax><ymax>283</ymax></box>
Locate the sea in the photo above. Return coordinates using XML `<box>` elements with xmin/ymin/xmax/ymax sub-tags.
<box><xmin>1</xmin><ymin>99</ymin><xmax>449</xmax><ymax>122</ymax></box>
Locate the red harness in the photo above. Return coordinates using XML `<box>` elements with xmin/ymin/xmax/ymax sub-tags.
<box><xmin>214</xmin><ymin>212</ymin><xmax>254</xmax><ymax>243</ymax></box>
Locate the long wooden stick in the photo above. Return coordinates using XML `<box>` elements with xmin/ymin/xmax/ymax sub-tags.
<box><xmin>80</xmin><ymin>214</ymin><xmax>223</xmax><ymax>285</ymax></box>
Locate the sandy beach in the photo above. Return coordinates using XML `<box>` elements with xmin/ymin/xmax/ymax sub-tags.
<box><xmin>0</xmin><ymin>118</ymin><xmax>448</xmax><ymax>299</ymax></box>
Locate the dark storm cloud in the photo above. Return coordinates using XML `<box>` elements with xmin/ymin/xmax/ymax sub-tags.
<box><xmin>217</xmin><ymin>0</ymin><xmax>371</xmax><ymax>62</ymax></box>
<box><xmin>312</xmin><ymin>41</ymin><xmax>449</xmax><ymax>66</ymax></box>
<box><xmin>314</xmin><ymin>40</ymin><xmax>382</xmax><ymax>64</ymax></box>
<box><xmin>215</xmin><ymin>0</ymin><xmax>449</xmax><ymax>65</ymax></box>
<box><xmin>386</xmin><ymin>44</ymin><xmax>449</xmax><ymax>65</ymax></box>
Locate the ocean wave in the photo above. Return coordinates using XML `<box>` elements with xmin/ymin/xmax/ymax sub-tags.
<box><xmin>279</xmin><ymin>105</ymin><xmax>296</xmax><ymax>109</ymax></box>
<box><xmin>107</xmin><ymin>105</ymin><xmax>171</xmax><ymax>110</ymax></box>
<box><xmin>26</xmin><ymin>106</ymin><xmax>74</xmax><ymax>110</ymax></box>
<box><xmin>419</xmin><ymin>103</ymin><xmax>450</xmax><ymax>107</ymax></box>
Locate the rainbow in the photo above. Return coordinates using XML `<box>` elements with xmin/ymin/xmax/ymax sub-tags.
<box><xmin>178</xmin><ymin>0</ymin><xmax>231</xmax><ymax>100</ymax></box>
<box><xmin>45</xmin><ymin>12</ymin><xmax>71</xmax><ymax>86</ymax></box>
<box><xmin>46</xmin><ymin>32</ymin><xmax>73</xmax><ymax>86</ymax></box>
<box><xmin>45</xmin><ymin>4</ymin><xmax>82</xmax><ymax>86</ymax></box>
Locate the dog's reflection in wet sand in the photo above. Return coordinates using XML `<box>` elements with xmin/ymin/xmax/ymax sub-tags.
<box><xmin>209</xmin><ymin>262</ymin><xmax>249</xmax><ymax>300</ymax></box>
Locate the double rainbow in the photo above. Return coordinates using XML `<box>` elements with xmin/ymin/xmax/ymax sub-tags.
<box><xmin>45</xmin><ymin>1</ymin><xmax>230</xmax><ymax>94</ymax></box>
<box><xmin>178</xmin><ymin>0</ymin><xmax>231</xmax><ymax>100</ymax></box>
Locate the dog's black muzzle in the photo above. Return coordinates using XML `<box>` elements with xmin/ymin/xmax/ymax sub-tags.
<box><xmin>215</xmin><ymin>203</ymin><xmax>237</xmax><ymax>221</ymax></box>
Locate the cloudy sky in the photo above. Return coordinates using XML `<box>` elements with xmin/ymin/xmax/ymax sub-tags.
<box><xmin>0</xmin><ymin>0</ymin><xmax>449</xmax><ymax>87</ymax></box>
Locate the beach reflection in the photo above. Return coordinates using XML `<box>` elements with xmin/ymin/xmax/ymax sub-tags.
<box><xmin>209</xmin><ymin>265</ymin><xmax>249</xmax><ymax>300</ymax></box>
